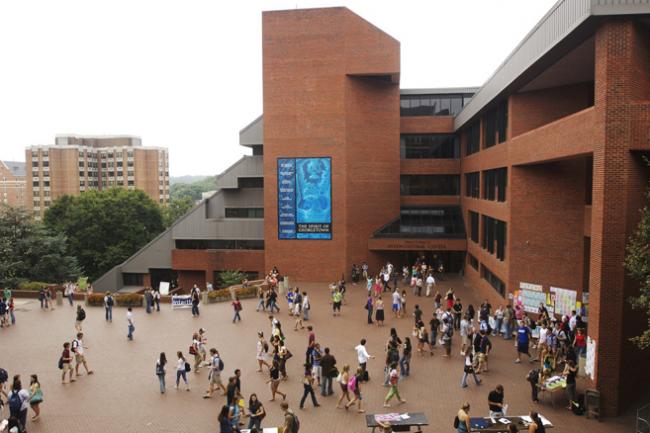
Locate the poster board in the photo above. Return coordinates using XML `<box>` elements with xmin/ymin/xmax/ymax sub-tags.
<box><xmin>159</xmin><ymin>281</ymin><xmax>170</xmax><ymax>296</ymax></box>
<box><xmin>585</xmin><ymin>337</ymin><xmax>596</xmax><ymax>380</ymax></box>
<box><xmin>171</xmin><ymin>295</ymin><xmax>192</xmax><ymax>309</ymax></box>
<box><xmin>550</xmin><ymin>286</ymin><xmax>577</xmax><ymax>317</ymax></box>
<box><xmin>515</xmin><ymin>282</ymin><xmax>551</xmax><ymax>314</ymax></box>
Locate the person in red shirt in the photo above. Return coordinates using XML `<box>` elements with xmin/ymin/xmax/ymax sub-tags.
<box><xmin>573</xmin><ymin>328</ymin><xmax>587</xmax><ymax>358</ymax></box>
<box><xmin>232</xmin><ymin>297</ymin><xmax>243</xmax><ymax>323</ymax></box>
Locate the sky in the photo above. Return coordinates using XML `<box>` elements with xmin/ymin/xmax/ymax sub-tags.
<box><xmin>0</xmin><ymin>0</ymin><xmax>557</xmax><ymax>177</ymax></box>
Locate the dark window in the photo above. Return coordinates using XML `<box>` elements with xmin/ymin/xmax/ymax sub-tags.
<box><xmin>468</xmin><ymin>253</ymin><xmax>479</xmax><ymax>271</ymax></box>
<box><xmin>482</xmin><ymin>265</ymin><xmax>505</xmax><ymax>296</ymax></box>
<box><xmin>465</xmin><ymin>120</ymin><xmax>481</xmax><ymax>155</ymax></box>
<box><xmin>43</xmin><ymin>181</ymin><xmax>49</xmax><ymax>187</ymax></box>
<box><xmin>400</xmin><ymin>93</ymin><xmax>474</xmax><ymax>117</ymax></box>
<box><xmin>484</xmin><ymin>100</ymin><xmax>508</xmax><ymax>148</ymax></box>
<box><xmin>175</xmin><ymin>239</ymin><xmax>264</xmax><ymax>250</ymax></box>
<box><xmin>238</xmin><ymin>177</ymin><xmax>264</xmax><ymax>188</ymax></box>
<box><xmin>481</xmin><ymin>215</ymin><xmax>506</xmax><ymax>260</ymax></box>
<box><xmin>585</xmin><ymin>157</ymin><xmax>593</xmax><ymax>205</ymax></box>
<box><xmin>465</xmin><ymin>172</ymin><xmax>480</xmax><ymax>198</ymax></box>
<box><xmin>224</xmin><ymin>208</ymin><xmax>264</xmax><ymax>218</ymax></box>
<box><xmin>122</xmin><ymin>273</ymin><xmax>144</xmax><ymax>286</ymax></box>
<box><xmin>32</xmin><ymin>161</ymin><xmax>39</xmax><ymax>167</ymax></box>
<box><xmin>400</xmin><ymin>134</ymin><xmax>460</xmax><ymax>159</ymax></box>
<box><xmin>128</xmin><ymin>180</ymin><xmax>134</xmax><ymax>186</ymax></box>
<box><xmin>469</xmin><ymin>211</ymin><xmax>479</xmax><ymax>243</ymax></box>
<box><xmin>373</xmin><ymin>206</ymin><xmax>466</xmax><ymax>239</ymax></box>
<box><xmin>483</xmin><ymin>168</ymin><xmax>507</xmax><ymax>202</ymax></box>
<box><xmin>400</xmin><ymin>175</ymin><xmax>460</xmax><ymax>196</ymax></box>
<box><xmin>117</xmin><ymin>161</ymin><xmax>123</xmax><ymax>167</ymax></box>
<box><xmin>79</xmin><ymin>161</ymin><xmax>84</xmax><ymax>167</ymax></box>
<box><xmin>32</xmin><ymin>181</ymin><xmax>39</xmax><ymax>187</ymax></box>
<box><xmin>42</xmin><ymin>161</ymin><xmax>49</xmax><ymax>167</ymax></box>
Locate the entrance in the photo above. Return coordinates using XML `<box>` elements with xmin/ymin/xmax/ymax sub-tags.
<box><xmin>399</xmin><ymin>251</ymin><xmax>465</xmax><ymax>274</ymax></box>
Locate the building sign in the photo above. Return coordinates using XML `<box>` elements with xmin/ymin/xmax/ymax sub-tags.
<box><xmin>171</xmin><ymin>295</ymin><xmax>192</xmax><ymax>309</ymax></box>
<box><xmin>277</xmin><ymin>157</ymin><xmax>332</xmax><ymax>240</ymax></box>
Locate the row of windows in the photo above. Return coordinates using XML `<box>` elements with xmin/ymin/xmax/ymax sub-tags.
<box><xmin>400</xmin><ymin>175</ymin><xmax>460</xmax><ymax>196</ymax></box>
<box><xmin>224</xmin><ymin>208</ymin><xmax>264</xmax><ymax>218</ymax></box>
<box><xmin>482</xmin><ymin>215</ymin><xmax>507</xmax><ymax>260</ymax></box>
<box><xmin>469</xmin><ymin>211</ymin><xmax>479</xmax><ymax>243</ymax></box>
<box><xmin>466</xmin><ymin>121</ymin><xmax>481</xmax><ymax>155</ymax></box>
<box><xmin>463</xmin><ymin>99</ymin><xmax>508</xmax><ymax>154</ymax></box>
<box><xmin>482</xmin><ymin>265</ymin><xmax>506</xmax><ymax>297</ymax></box>
<box><xmin>175</xmin><ymin>239</ymin><xmax>264</xmax><ymax>250</ymax></box>
<box><xmin>32</xmin><ymin>181</ymin><xmax>50</xmax><ymax>187</ymax></box>
<box><xmin>238</xmin><ymin>177</ymin><xmax>264</xmax><ymax>188</ymax></box>
<box><xmin>400</xmin><ymin>134</ymin><xmax>460</xmax><ymax>159</ymax></box>
<box><xmin>400</xmin><ymin>94</ymin><xmax>473</xmax><ymax>117</ymax></box>
<box><xmin>483</xmin><ymin>168</ymin><xmax>507</xmax><ymax>202</ymax></box>
<box><xmin>465</xmin><ymin>172</ymin><xmax>480</xmax><ymax>198</ymax></box>
<box><xmin>468</xmin><ymin>253</ymin><xmax>479</xmax><ymax>271</ymax></box>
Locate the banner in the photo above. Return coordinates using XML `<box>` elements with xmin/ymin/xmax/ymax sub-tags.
<box><xmin>277</xmin><ymin>157</ymin><xmax>332</xmax><ymax>239</ymax></box>
<box><xmin>171</xmin><ymin>295</ymin><xmax>192</xmax><ymax>309</ymax></box>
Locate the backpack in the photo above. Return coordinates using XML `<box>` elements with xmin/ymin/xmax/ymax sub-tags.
<box><xmin>184</xmin><ymin>362</ymin><xmax>191</xmax><ymax>372</ymax></box>
<box><xmin>347</xmin><ymin>374</ymin><xmax>357</xmax><ymax>392</ymax></box>
<box><xmin>289</xmin><ymin>411</ymin><xmax>300</xmax><ymax>433</ymax></box>
<box><xmin>58</xmin><ymin>357</ymin><xmax>64</xmax><ymax>370</ymax></box>
<box><xmin>79</xmin><ymin>309</ymin><xmax>86</xmax><ymax>321</ymax></box>
<box><xmin>218</xmin><ymin>357</ymin><xmax>224</xmax><ymax>371</ymax></box>
<box><xmin>453</xmin><ymin>416</ymin><xmax>460</xmax><ymax>428</ymax></box>
<box><xmin>156</xmin><ymin>361</ymin><xmax>164</xmax><ymax>376</ymax></box>
<box><xmin>106</xmin><ymin>296</ymin><xmax>114</xmax><ymax>307</ymax></box>
<box><xmin>9</xmin><ymin>390</ymin><xmax>22</xmax><ymax>413</ymax></box>
<box><xmin>0</xmin><ymin>368</ymin><xmax>8</xmax><ymax>383</ymax></box>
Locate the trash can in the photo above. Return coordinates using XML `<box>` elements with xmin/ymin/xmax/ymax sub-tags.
<box><xmin>585</xmin><ymin>389</ymin><xmax>600</xmax><ymax>420</ymax></box>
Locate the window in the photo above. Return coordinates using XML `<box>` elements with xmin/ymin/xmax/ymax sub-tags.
<box><xmin>400</xmin><ymin>175</ymin><xmax>460</xmax><ymax>196</ymax></box>
<box><xmin>465</xmin><ymin>172</ymin><xmax>480</xmax><ymax>198</ymax></box>
<box><xmin>127</xmin><ymin>161</ymin><xmax>134</xmax><ymax>167</ymax></box>
<box><xmin>32</xmin><ymin>162</ymin><xmax>39</xmax><ymax>167</ymax></box>
<box><xmin>484</xmin><ymin>99</ymin><xmax>508</xmax><ymax>148</ymax></box>
<box><xmin>128</xmin><ymin>180</ymin><xmax>134</xmax><ymax>186</ymax></box>
<box><xmin>469</xmin><ymin>211</ymin><xmax>479</xmax><ymax>243</ymax></box>
<box><xmin>483</xmin><ymin>168</ymin><xmax>507</xmax><ymax>201</ymax></box>
<box><xmin>32</xmin><ymin>181</ymin><xmax>39</xmax><ymax>187</ymax></box>
<box><xmin>238</xmin><ymin>177</ymin><xmax>264</xmax><ymax>188</ymax></box>
<box><xmin>482</xmin><ymin>265</ymin><xmax>505</xmax><ymax>296</ymax></box>
<box><xmin>175</xmin><ymin>239</ymin><xmax>265</xmax><ymax>250</ymax></box>
<box><xmin>117</xmin><ymin>161</ymin><xmax>123</xmax><ymax>167</ymax></box>
<box><xmin>481</xmin><ymin>215</ymin><xmax>506</xmax><ymax>260</ymax></box>
<box><xmin>465</xmin><ymin>120</ymin><xmax>481</xmax><ymax>155</ymax></box>
<box><xmin>33</xmin><ymin>200</ymin><xmax>40</xmax><ymax>207</ymax></box>
<box><xmin>79</xmin><ymin>161</ymin><xmax>85</xmax><ymax>167</ymax></box>
<box><xmin>225</xmin><ymin>208</ymin><xmax>264</xmax><ymax>218</ymax></box>
<box><xmin>400</xmin><ymin>93</ymin><xmax>474</xmax><ymax>117</ymax></box>
<box><xmin>79</xmin><ymin>171</ymin><xmax>85</xmax><ymax>177</ymax></box>
<box><xmin>42</xmin><ymin>161</ymin><xmax>49</xmax><ymax>167</ymax></box>
<box><xmin>400</xmin><ymin>134</ymin><xmax>460</xmax><ymax>159</ymax></box>
<box><xmin>373</xmin><ymin>206</ymin><xmax>466</xmax><ymax>239</ymax></box>
<box><xmin>468</xmin><ymin>253</ymin><xmax>479</xmax><ymax>271</ymax></box>
<box><xmin>123</xmin><ymin>273</ymin><xmax>144</xmax><ymax>286</ymax></box>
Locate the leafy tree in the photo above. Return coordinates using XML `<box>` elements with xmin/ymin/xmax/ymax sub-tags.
<box><xmin>44</xmin><ymin>188</ymin><xmax>164</xmax><ymax>281</ymax></box>
<box><xmin>625</xmin><ymin>172</ymin><xmax>650</xmax><ymax>349</ymax></box>
<box><xmin>0</xmin><ymin>205</ymin><xmax>80</xmax><ymax>287</ymax></box>
<box><xmin>170</xmin><ymin>176</ymin><xmax>217</xmax><ymax>202</ymax></box>
<box><xmin>217</xmin><ymin>270</ymin><xmax>247</xmax><ymax>288</ymax></box>
<box><xmin>162</xmin><ymin>196</ymin><xmax>195</xmax><ymax>228</ymax></box>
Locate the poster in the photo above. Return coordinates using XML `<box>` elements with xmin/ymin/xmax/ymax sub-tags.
<box><xmin>277</xmin><ymin>157</ymin><xmax>332</xmax><ymax>240</ymax></box>
<box><xmin>550</xmin><ymin>286</ymin><xmax>577</xmax><ymax>317</ymax></box>
<box><xmin>515</xmin><ymin>282</ymin><xmax>552</xmax><ymax>314</ymax></box>
<box><xmin>585</xmin><ymin>337</ymin><xmax>596</xmax><ymax>380</ymax></box>
<box><xmin>159</xmin><ymin>281</ymin><xmax>170</xmax><ymax>295</ymax></box>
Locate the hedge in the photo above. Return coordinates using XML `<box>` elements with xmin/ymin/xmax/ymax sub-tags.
<box><xmin>116</xmin><ymin>293</ymin><xmax>143</xmax><ymax>307</ymax></box>
<box><xmin>18</xmin><ymin>281</ymin><xmax>54</xmax><ymax>291</ymax></box>
<box><xmin>87</xmin><ymin>293</ymin><xmax>105</xmax><ymax>306</ymax></box>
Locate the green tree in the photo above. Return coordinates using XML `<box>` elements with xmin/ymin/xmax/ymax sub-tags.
<box><xmin>216</xmin><ymin>270</ymin><xmax>247</xmax><ymax>288</ymax></box>
<box><xmin>0</xmin><ymin>205</ymin><xmax>80</xmax><ymax>287</ymax></box>
<box><xmin>625</xmin><ymin>176</ymin><xmax>650</xmax><ymax>349</ymax></box>
<box><xmin>44</xmin><ymin>188</ymin><xmax>164</xmax><ymax>280</ymax></box>
<box><xmin>170</xmin><ymin>176</ymin><xmax>216</xmax><ymax>202</ymax></box>
<box><xmin>162</xmin><ymin>196</ymin><xmax>195</xmax><ymax>227</ymax></box>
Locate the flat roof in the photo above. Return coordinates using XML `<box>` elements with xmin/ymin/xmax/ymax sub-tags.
<box><xmin>400</xmin><ymin>87</ymin><xmax>480</xmax><ymax>96</ymax></box>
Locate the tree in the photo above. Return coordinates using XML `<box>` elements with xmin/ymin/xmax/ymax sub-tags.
<box><xmin>162</xmin><ymin>196</ymin><xmax>195</xmax><ymax>228</ymax></box>
<box><xmin>625</xmin><ymin>161</ymin><xmax>650</xmax><ymax>349</ymax></box>
<box><xmin>216</xmin><ymin>270</ymin><xmax>247</xmax><ymax>288</ymax></box>
<box><xmin>170</xmin><ymin>176</ymin><xmax>217</xmax><ymax>202</ymax></box>
<box><xmin>44</xmin><ymin>188</ymin><xmax>164</xmax><ymax>281</ymax></box>
<box><xmin>0</xmin><ymin>205</ymin><xmax>80</xmax><ymax>287</ymax></box>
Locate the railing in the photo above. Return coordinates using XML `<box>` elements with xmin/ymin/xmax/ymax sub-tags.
<box><xmin>638</xmin><ymin>403</ymin><xmax>650</xmax><ymax>433</ymax></box>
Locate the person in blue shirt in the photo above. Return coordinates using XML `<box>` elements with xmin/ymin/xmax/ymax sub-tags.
<box><xmin>515</xmin><ymin>321</ymin><xmax>532</xmax><ymax>363</ymax></box>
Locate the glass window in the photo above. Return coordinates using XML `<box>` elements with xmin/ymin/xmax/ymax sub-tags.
<box><xmin>482</xmin><ymin>168</ymin><xmax>507</xmax><ymax>202</ymax></box>
<box><xmin>438</xmin><ymin>97</ymin><xmax>451</xmax><ymax>116</ymax></box>
<box><xmin>468</xmin><ymin>253</ymin><xmax>479</xmax><ymax>271</ymax></box>
<box><xmin>481</xmin><ymin>215</ymin><xmax>506</xmax><ymax>260</ymax></box>
<box><xmin>400</xmin><ymin>93</ymin><xmax>474</xmax><ymax>117</ymax></box>
<box><xmin>238</xmin><ymin>177</ymin><xmax>264</xmax><ymax>188</ymax></box>
<box><xmin>225</xmin><ymin>208</ymin><xmax>264</xmax><ymax>218</ymax></box>
<box><xmin>400</xmin><ymin>175</ymin><xmax>460</xmax><ymax>196</ymax></box>
<box><xmin>469</xmin><ymin>211</ymin><xmax>479</xmax><ymax>243</ymax></box>
<box><xmin>483</xmin><ymin>99</ymin><xmax>508</xmax><ymax>148</ymax></box>
<box><xmin>465</xmin><ymin>120</ymin><xmax>481</xmax><ymax>155</ymax></box>
<box><xmin>372</xmin><ymin>206</ymin><xmax>466</xmax><ymax>239</ymax></box>
<box><xmin>482</xmin><ymin>265</ymin><xmax>506</xmax><ymax>296</ymax></box>
<box><xmin>400</xmin><ymin>134</ymin><xmax>459</xmax><ymax>159</ymax></box>
<box><xmin>465</xmin><ymin>172</ymin><xmax>480</xmax><ymax>198</ymax></box>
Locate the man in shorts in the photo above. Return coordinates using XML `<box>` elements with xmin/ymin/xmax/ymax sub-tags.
<box><xmin>72</xmin><ymin>332</ymin><xmax>94</xmax><ymax>377</ymax></box>
<box><xmin>204</xmin><ymin>348</ymin><xmax>227</xmax><ymax>398</ymax></box>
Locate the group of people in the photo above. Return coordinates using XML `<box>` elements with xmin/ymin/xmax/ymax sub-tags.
<box><xmin>0</xmin><ymin>372</ymin><xmax>43</xmax><ymax>433</ymax></box>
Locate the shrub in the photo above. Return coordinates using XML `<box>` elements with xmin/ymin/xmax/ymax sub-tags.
<box><xmin>235</xmin><ymin>285</ymin><xmax>258</xmax><ymax>297</ymax></box>
<box><xmin>87</xmin><ymin>293</ymin><xmax>105</xmax><ymax>306</ymax></box>
<box><xmin>207</xmin><ymin>288</ymin><xmax>231</xmax><ymax>300</ymax></box>
<box><xmin>116</xmin><ymin>293</ymin><xmax>143</xmax><ymax>307</ymax></box>
<box><xmin>217</xmin><ymin>270</ymin><xmax>247</xmax><ymax>288</ymax></box>
<box><xmin>18</xmin><ymin>281</ymin><xmax>53</xmax><ymax>291</ymax></box>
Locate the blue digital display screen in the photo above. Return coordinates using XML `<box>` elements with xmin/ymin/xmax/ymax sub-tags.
<box><xmin>277</xmin><ymin>157</ymin><xmax>331</xmax><ymax>240</ymax></box>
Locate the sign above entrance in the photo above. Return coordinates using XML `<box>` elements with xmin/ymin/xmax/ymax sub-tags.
<box><xmin>368</xmin><ymin>238</ymin><xmax>467</xmax><ymax>251</ymax></box>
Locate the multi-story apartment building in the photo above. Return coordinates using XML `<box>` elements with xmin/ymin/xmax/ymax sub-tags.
<box><xmin>97</xmin><ymin>1</ymin><xmax>650</xmax><ymax>416</ymax></box>
<box><xmin>26</xmin><ymin>135</ymin><xmax>169</xmax><ymax>219</ymax></box>
<box><xmin>0</xmin><ymin>161</ymin><xmax>26</xmax><ymax>208</ymax></box>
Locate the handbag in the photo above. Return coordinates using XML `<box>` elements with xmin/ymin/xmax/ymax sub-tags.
<box><xmin>184</xmin><ymin>362</ymin><xmax>191</xmax><ymax>372</ymax></box>
<box><xmin>329</xmin><ymin>367</ymin><xmax>339</xmax><ymax>378</ymax></box>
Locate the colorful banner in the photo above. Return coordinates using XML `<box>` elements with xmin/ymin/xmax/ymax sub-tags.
<box><xmin>277</xmin><ymin>157</ymin><xmax>332</xmax><ymax>240</ymax></box>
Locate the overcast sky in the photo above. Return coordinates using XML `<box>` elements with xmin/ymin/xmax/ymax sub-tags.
<box><xmin>0</xmin><ymin>0</ymin><xmax>556</xmax><ymax>176</ymax></box>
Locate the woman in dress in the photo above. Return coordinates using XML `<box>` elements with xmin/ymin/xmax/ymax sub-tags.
<box><xmin>375</xmin><ymin>296</ymin><xmax>385</xmax><ymax>327</ymax></box>
<box><xmin>256</xmin><ymin>332</ymin><xmax>271</xmax><ymax>372</ymax></box>
<box><xmin>335</xmin><ymin>365</ymin><xmax>351</xmax><ymax>409</ymax></box>
<box><xmin>28</xmin><ymin>374</ymin><xmax>43</xmax><ymax>421</ymax></box>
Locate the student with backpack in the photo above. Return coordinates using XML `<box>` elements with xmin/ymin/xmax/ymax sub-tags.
<box><xmin>156</xmin><ymin>352</ymin><xmax>167</xmax><ymax>394</ymax></box>
<box><xmin>204</xmin><ymin>348</ymin><xmax>226</xmax><ymax>398</ymax></box>
<box><xmin>232</xmin><ymin>296</ymin><xmax>243</xmax><ymax>323</ymax></box>
<box><xmin>60</xmin><ymin>342</ymin><xmax>75</xmax><ymax>384</ymax></box>
<box><xmin>74</xmin><ymin>305</ymin><xmax>86</xmax><ymax>332</ymax></box>
<box><xmin>281</xmin><ymin>401</ymin><xmax>300</xmax><ymax>433</ymax></box>
<box><xmin>104</xmin><ymin>292</ymin><xmax>114</xmax><ymax>322</ymax></box>
<box><xmin>8</xmin><ymin>378</ymin><xmax>29</xmax><ymax>431</ymax></box>
<box><xmin>175</xmin><ymin>351</ymin><xmax>190</xmax><ymax>391</ymax></box>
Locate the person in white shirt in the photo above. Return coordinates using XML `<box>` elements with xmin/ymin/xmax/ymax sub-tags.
<box><xmin>127</xmin><ymin>308</ymin><xmax>135</xmax><ymax>341</ymax></box>
<box><xmin>391</xmin><ymin>290</ymin><xmax>401</xmax><ymax>319</ymax></box>
<box><xmin>425</xmin><ymin>274</ymin><xmax>435</xmax><ymax>297</ymax></box>
<box><xmin>355</xmin><ymin>339</ymin><xmax>374</xmax><ymax>381</ymax></box>
<box><xmin>72</xmin><ymin>332</ymin><xmax>93</xmax><ymax>376</ymax></box>
<box><xmin>569</xmin><ymin>311</ymin><xmax>577</xmax><ymax>332</ymax></box>
<box><xmin>302</xmin><ymin>292</ymin><xmax>310</xmax><ymax>321</ymax></box>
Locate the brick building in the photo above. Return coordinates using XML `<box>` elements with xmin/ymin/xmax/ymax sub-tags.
<box><xmin>0</xmin><ymin>160</ymin><xmax>26</xmax><ymax>208</ymax></box>
<box><xmin>97</xmin><ymin>1</ymin><xmax>650</xmax><ymax>415</ymax></box>
<box><xmin>26</xmin><ymin>135</ymin><xmax>169</xmax><ymax>220</ymax></box>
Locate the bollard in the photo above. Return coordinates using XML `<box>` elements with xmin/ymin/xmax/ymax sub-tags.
<box><xmin>56</xmin><ymin>291</ymin><xmax>63</xmax><ymax>306</ymax></box>
<box><xmin>202</xmin><ymin>291</ymin><xmax>208</xmax><ymax>304</ymax></box>
<box><xmin>84</xmin><ymin>293</ymin><xmax>89</xmax><ymax>306</ymax></box>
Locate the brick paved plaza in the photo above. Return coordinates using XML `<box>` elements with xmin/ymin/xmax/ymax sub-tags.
<box><xmin>2</xmin><ymin>277</ymin><xmax>634</xmax><ymax>433</ymax></box>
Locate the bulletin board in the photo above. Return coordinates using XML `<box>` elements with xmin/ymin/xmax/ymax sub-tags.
<box><xmin>550</xmin><ymin>286</ymin><xmax>577</xmax><ymax>317</ymax></box>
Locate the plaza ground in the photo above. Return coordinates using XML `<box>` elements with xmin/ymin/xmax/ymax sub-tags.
<box><xmin>1</xmin><ymin>276</ymin><xmax>635</xmax><ymax>433</ymax></box>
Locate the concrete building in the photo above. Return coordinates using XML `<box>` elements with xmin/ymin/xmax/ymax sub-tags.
<box><xmin>97</xmin><ymin>1</ymin><xmax>650</xmax><ymax>415</ymax></box>
<box><xmin>26</xmin><ymin>135</ymin><xmax>169</xmax><ymax>219</ymax></box>
<box><xmin>0</xmin><ymin>161</ymin><xmax>26</xmax><ymax>208</ymax></box>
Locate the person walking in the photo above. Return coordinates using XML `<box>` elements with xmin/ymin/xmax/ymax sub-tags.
<box><xmin>563</xmin><ymin>359</ymin><xmax>578</xmax><ymax>410</ymax></box>
<box><xmin>74</xmin><ymin>305</ymin><xmax>86</xmax><ymax>332</ymax></box>
<box><xmin>156</xmin><ymin>352</ymin><xmax>167</xmax><ymax>394</ymax></box>
<box><xmin>60</xmin><ymin>342</ymin><xmax>75</xmax><ymax>384</ymax></box>
<box><xmin>126</xmin><ymin>307</ymin><xmax>135</xmax><ymax>341</ymax></box>
<box><xmin>232</xmin><ymin>296</ymin><xmax>243</xmax><ymax>323</ymax></box>
<box><xmin>335</xmin><ymin>365</ymin><xmax>352</xmax><ymax>409</ymax></box>
<box><xmin>281</xmin><ymin>402</ymin><xmax>299</xmax><ymax>433</ymax></box>
<box><xmin>515</xmin><ymin>321</ymin><xmax>532</xmax><ymax>363</ymax></box>
<box><xmin>8</xmin><ymin>297</ymin><xmax>15</xmax><ymax>326</ymax></box>
<box><xmin>375</xmin><ymin>296</ymin><xmax>385</xmax><ymax>326</ymax></box>
<box><xmin>442</xmin><ymin>318</ymin><xmax>453</xmax><ymax>357</ymax></box>
<box><xmin>319</xmin><ymin>347</ymin><xmax>336</xmax><ymax>396</ymax></box>
<box><xmin>365</xmin><ymin>294</ymin><xmax>374</xmax><ymax>325</ymax></box>
<box><xmin>460</xmin><ymin>347</ymin><xmax>481</xmax><ymax>388</ymax></box>
<box><xmin>218</xmin><ymin>405</ymin><xmax>233</xmax><ymax>433</ymax></box>
<box><xmin>175</xmin><ymin>351</ymin><xmax>190</xmax><ymax>391</ymax></box>
<box><xmin>28</xmin><ymin>374</ymin><xmax>43</xmax><ymax>421</ymax></box>
<box><xmin>455</xmin><ymin>402</ymin><xmax>471</xmax><ymax>433</ymax></box>
<box><xmin>383</xmin><ymin>363</ymin><xmax>406</xmax><ymax>407</ymax></box>
<box><xmin>267</xmin><ymin>357</ymin><xmax>286</xmax><ymax>401</ymax></box>
<box><xmin>332</xmin><ymin>288</ymin><xmax>342</xmax><ymax>316</ymax></box>
<box><xmin>8</xmin><ymin>377</ymin><xmax>29</xmax><ymax>431</ymax></box>
<box><xmin>355</xmin><ymin>339</ymin><xmax>374</xmax><ymax>382</ymax></box>
<box><xmin>301</xmin><ymin>291</ymin><xmax>310</xmax><ymax>322</ymax></box>
<box><xmin>256</xmin><ymin>332</ymin><xmax>271</xmax><ymax>372</ymax></box>
<box><xmin>153</xmin><ymin>288</ymin><xmax>161</xmax><ymax>312</ymax></box>
<box><xmin>145</xmin><ymin>289</ymin><xmax>153</xmax><ymax>314</ymax></box>
<box><xmin>191</xmin><ymin>333</ymin><xmax>202</xmax><ymax>372</ymax></box>
<box><xmin>344</xmin><ymin>367</ymin><xmax>365</xmax><ymax>413</ymax></box>
<box><xmin>103</xmin><ymin>292</ymin><xmax>114</xmax><ymax>322</ymax></box>
<box><xmin>246</xmin><ymin>393</ymin><xmax>265</xmax><ymax>431</ymax></box>
<box><xmin>72</xmin><ymin>332</ymin><xmax>94</xmax><ymax>377</ymax></box>
<box><xmin>204</xmin><ymin>348</ymin><xmax>227</xmax><ymax>398</ymax></box>
<box><xmin>299</xmin><ymin>363</ymin><xmax>320</xmax><ymax>409</ymax></box>
<box><xmin>191</xmin><ymin>285</ymin><xmax>201</xmax><ymax>317</ymax></box>
<box><xmin>400</xmin><ymin>337</ymin><xmax>412</xmax><ymax>377</ymax></box>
